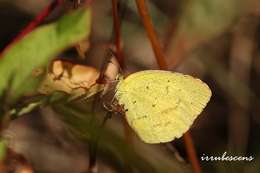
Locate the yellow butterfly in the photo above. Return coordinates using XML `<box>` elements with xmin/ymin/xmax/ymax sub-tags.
<box><xmin>115</xmin><ymin>70</ymin><xmax>211</xmax><ymax>144</ymax></box>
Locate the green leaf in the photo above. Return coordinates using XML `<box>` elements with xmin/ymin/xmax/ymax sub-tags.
<box><xmin>0</xmin><ymin>8</ymin><xmax>91</xmax><ymax>102</ymax></box>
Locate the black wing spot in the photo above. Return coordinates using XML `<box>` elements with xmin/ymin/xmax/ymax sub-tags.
<box><xmin>133</xmin><ymin>101</ymin><xmax>136</xmax><ymax>104</ymax></box>
<box><xmin>152</xmin><ymin>104</ymin><xmax>156</xmax><ymax>107</ymax></box>
<box><xmin>146</xmin><ymin>86</ymin><xmax>149</xmax><ymax>89</ymax></box>
<box><xmin>135</xmin><ymin>115</ymin><xmax>147</xmax><ymax>120</ymax></box>
<box><xmin>167</xmin><ymin>80</ymin><xmax>170</xmax><ymax>82</ymax></box>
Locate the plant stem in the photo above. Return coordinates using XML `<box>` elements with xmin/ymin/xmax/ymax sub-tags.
<box><xmin>183</xmin><ymin>133</ymin><xmax>202</xmax><ymax>173</ymax></box>
<box><xmin>135</xmin><ymin>0</ymin><xmax>167</xmax><ymax>69</ymax></box>
<box><xmin>135</xmin><ymin>1</ymin><xmax>202</xmax><ymax>173</ymax></box>
<box><xmin>111</xmin><ymin>0</ymin><xmax>125</xmax><ymax>69</ymax></box>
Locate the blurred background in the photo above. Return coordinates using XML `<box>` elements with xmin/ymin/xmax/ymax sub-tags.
<box><xmin>0</xmin><ymin>0</ymin><xmax>260</xmax><ymax>172</ymax></box>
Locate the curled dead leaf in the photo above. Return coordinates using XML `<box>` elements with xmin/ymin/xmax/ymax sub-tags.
<box><xmin>38</xmin><ymin>59</ymin><xmax>104</xmax><ymax>99</ymax></box>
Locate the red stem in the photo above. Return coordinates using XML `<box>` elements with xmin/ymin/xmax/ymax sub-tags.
<box><xmin>135</xmin><ymin>1</ymin><xmax>202</xmax><ymax>173</ymax></box>
<box><xmin>183</xmin><ymin>133</ymin><xmax>202</xmax><ymax>173</ymax></box>
<box><xmin>0</xmin><ymin>0</ymin><xmax>63</xmax><ymax>57</ymax></box>
<box><xmin>111</xmin><ymin>0</ymin><xmax>125</xmax><ymax>69</ymax></box>
<box><xmin>135</xmin><ymin>0</ymin><xmax>167</xmax><ymax>69</ymax></box>
<box><xmin>111</xmin><ymin>0</ymin><xmax>132</xmax><ymax>144</ymax></box>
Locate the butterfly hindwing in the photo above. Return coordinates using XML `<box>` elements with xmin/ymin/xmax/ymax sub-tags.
<box><xmin>115</xmin><ymin>70</ymin><xmax>211</xmax><ymax>143</ymax></box>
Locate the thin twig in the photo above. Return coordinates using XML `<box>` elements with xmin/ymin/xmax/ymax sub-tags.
<box><xmin>111</xmin><ymin>0</ymin><xmax>133</xmax><ymax>147</ymax></box>
<box><xmin>135</xmin><ymin>0</ymin><xmax>167</xmax><ymax>69</ymax></box>
<box><xmin>183</xmin><ymin>133</ymin><xmax>202</xmax><ymax>173</ymax></box>
<box><xmin>111</xmin><ymin>2</ymin><xmax>134</xmax><ymax>171</ymax></box>
<box><xmin>0</xmin><ymin>0</ymin><xmax>64</xmax><ymax>57</ymax></box>
<box><xmin>135</xmin><ymin>1</ymin><xmax>202</xmax><ymax>173</ymax></box>
<box><xmin>111</xmin><ymin>0</ymin><xmax>125</xmax><ymax>69</ymax></box>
